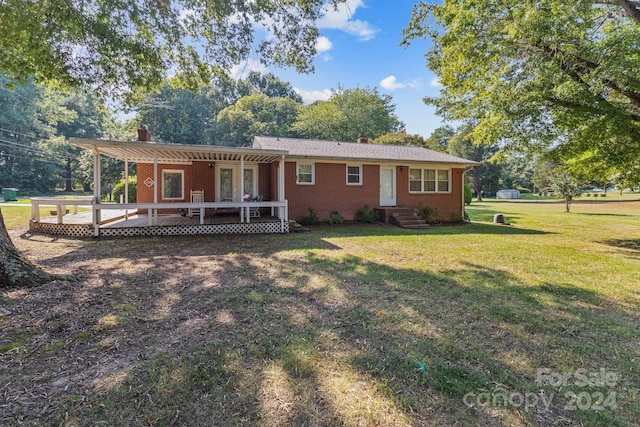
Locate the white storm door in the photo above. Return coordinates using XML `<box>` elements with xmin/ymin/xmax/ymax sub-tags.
<box><xmin>380</xmin><ymin>167</ymin><xmax>396</xmax><ymax>206</ymax></box>
<box><xmin>216</xmin><ymin>164</ymin><xmax>258</xmax><ymax>202</ymax></box>
<box><xmin>217</xmin><ymin>166</ymin><xmax>239</xmax><ymax>202</ymax></box>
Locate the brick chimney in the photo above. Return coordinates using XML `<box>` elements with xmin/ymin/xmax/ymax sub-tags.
<box><xmin>137</xmin><ymin>125</ymin><xmax>152</xmax><ymax>142</ymax></box>
<box><xmin>357</xmin><ymin>137</ymin><xmax>368</xmax><ymax>144</ymax></box>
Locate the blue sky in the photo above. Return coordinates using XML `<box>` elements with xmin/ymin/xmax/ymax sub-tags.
<box><xmin>233</xmin><ymin>0</ymin><xmax>443</xmax><ymax>139</ymax></box>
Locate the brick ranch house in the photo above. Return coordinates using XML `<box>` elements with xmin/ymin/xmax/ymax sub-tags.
<box><xmin>30</xmin><ymin>133</ymin><xmax>476</xmax><ymax>237</ymax></box>
<box><xmin>252</xmin><ymin>136</ymin><xmax>477</xmax><ymax>223</ymax></box>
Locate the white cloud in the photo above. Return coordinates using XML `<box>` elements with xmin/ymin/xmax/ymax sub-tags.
<box><xmin>318</xmin><ymin>0</ymin><xmax>378</xmax><ymax>41</ymax></box>
<box><xmin>230</xmin><ymin>58</ymin><xmax>266</xmax><ymax>79</ymax></box>
<box><xmin>429</xmin><ymin>77</ymin><xmax>442</xmax><ymax>87</ymax></box>
<box><xmin>380</xmin><ymin>75</ymin><xmax>405</xmax><ymax>90</ymax></box>
<box><xmin>294</xmin><ymin>87</ymin><xmax>333</xmax><ymax>104</ymax></box>
<box><xmin>380</xmin><ymin>76</ymin><xmax>422</xmax><ymax>91</ymax></box>
<box><xmin>315</xmin><ymin>36</ymin><xmax>333</xmax><ymax>53</ymax></box>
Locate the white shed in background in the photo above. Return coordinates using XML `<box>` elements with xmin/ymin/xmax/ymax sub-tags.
<box><xmin>496</xmin><ymin>189</ymin><xmax>520</xmax><ymax>199</ymax></box>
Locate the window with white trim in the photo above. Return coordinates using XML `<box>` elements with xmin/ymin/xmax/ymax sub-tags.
<box><xmin>296</xmin><ymin>162</ymin><xmax>315</xmax><ymax>185</ymax></box>
<box><xmin>346</xmin><ymin>164</ymin><xmax>362</xmax><ymax>185</ymax></box>
<box><xmin>437</xmin><ymin>169</ymin><xmax>450</xmax><ymax>192</ymax></box>
<box><xmin>162</xmin><ymin>170</ymin><xmax>184</xmax><ymax>200</ymax></box>
<box><xmin>409</xmin><ymin>168</ymin><xmax>451</xmax><ymax>193</ymax></box>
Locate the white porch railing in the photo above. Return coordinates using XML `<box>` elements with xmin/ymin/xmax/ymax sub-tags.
<box><xmin>30</xmin><ymin>197</ymin><xmax>289</xmax><ymax>235</ymax></box>
<box><xmin>30</xmin><ymin>197</ymin><xmax>95</xmax><ymax>223</ymax></box>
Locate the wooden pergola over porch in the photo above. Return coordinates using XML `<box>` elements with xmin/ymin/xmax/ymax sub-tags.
<box><xmin>30</xmin><ymin>139</ymin><xmax>290</xmax><ymax>237</ymax></box>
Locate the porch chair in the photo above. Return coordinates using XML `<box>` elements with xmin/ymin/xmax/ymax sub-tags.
<box><xmin>189</xmin><ymin>190</ymin><xmax>204</xmax><ymax>217</ymax></box>
<box><xmin>249</xmin><ymin>194</ymin><xmax>263</xmax><ymax>218</ymax></box>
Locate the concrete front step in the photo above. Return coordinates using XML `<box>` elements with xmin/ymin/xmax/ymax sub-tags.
<box><xmin>392</xmin><ymin>214</ymin><xmax>420</xmax><ymax>221</ymax></box>
<box><xmin>394</xmin><ymin>219</ymin><xmax>426</xmax><ymax>226</ymax></box>
<box><xmin>388</xmin><ymin>209</ymin><xmax>430</xmax><ymax>229</ymax></box>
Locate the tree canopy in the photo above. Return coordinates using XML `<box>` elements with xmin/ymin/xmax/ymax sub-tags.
<box><xmin>371</xmin><ymin>132</ymin><xmax>428</xmax><ymax>147</ymax></box>
<box><xmin>216</xmin><ymin>94</ymin><xmax>300</xmax><ymax>146</ymax></box>
<box><xmin>403</xmin><ymin>0</ymin><xmax>640</xmax><ymax>170</ymax></box>
<box><xmin>0</xmin><ymin>0</ymin><xmax>345</xmax><ymax>103</ymax></box>
<box><xmin>292</xmin><ymin>87</ymin><xmax>404</xmax><ymax>142</ymax></box>
<box><xmin>447</xmin><ymin>125</ymin><xmax>502</xmax><ymax>201</ymax></box>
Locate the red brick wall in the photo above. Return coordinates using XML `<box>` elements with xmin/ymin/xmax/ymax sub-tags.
<box><xmin>258</xmin><ymin>163</ymin><xmax>273</xmax><ymax>201</ymax></box>
<box><xmin>136</xmin><ymin>162</ymin><xmax>216</xmax><ymax>214</ymax></box>
<box><xmin>283</xmin><ymin>161</ymin><xmax>465</xmax><ymax>222</ymax></box>
<box><xmin>396</xmin><ymin>166</ymin><xmax>464</xmax><ymax>222</ymax></box>
<box><xmin>284</xmin><ymin>162</ymin><xmax>380</xmax><ymax>221</ymax></box>
<box><xmin>135</xmin><ymin>160</ymin><xmax>465</xmax><ymax>222</ymax></box>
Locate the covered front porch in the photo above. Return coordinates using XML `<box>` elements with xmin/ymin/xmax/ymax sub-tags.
<box><xmin>29</xmin><ymin>139</ymin><xmax>290</xmax><ymax>237</ymax></box>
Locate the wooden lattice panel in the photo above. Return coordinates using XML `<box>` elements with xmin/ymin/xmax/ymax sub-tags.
<box><xmin>29</xmin><ymin>222</ymin><xmax>94</xmax><ymax>237</ymax></box>
<box><xmin>99</xmin><ymin>221</ymin><xmax>288</xmax><ymax>237</ymax></box>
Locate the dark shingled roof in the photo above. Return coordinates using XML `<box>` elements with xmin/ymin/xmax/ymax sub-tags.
<box><xmin>253</xmin><ymin>136</ymin><xmax>478</xmax><ymax>165</ymax></box>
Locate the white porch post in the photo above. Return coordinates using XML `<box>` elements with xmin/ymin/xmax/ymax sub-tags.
<box><xmin>240</xmin><ymin>155</ymin><xmax>245</xmax><ymax>223</ymax></box>
<box><xmin>151</xmin><ymin>155</ymin><xmax>158</xmax><ymax>226</ymax></box>
<box><xmin>278</xmin><ymin>156</ymin><xmax>286</xmax><ymax>231</ymax></box>
<box><xmin>124</xmin><ymin>158</ymin><xmax>129</xmax><ymax>219</ymax></box>
<box><xmin>93</xmin><ymin>150</ymin><xmax>101</xmax><ymax>236</ymax></box>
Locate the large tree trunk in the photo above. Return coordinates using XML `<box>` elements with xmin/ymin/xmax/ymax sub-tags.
<box><xmin>0</xmin><ymin>209</ymin><xmax>63</xmax><ymax>287</ymax></box>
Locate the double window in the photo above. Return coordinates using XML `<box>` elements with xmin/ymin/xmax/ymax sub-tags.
<box><xmin>162</xmin><ymin>170</ymin><xmax>184</xmax><ymax>200</ymax></box>
<box><xmin>409</xmin><ymin>168</ymin><xmax>450</xmax><ymax>193</ymax></box>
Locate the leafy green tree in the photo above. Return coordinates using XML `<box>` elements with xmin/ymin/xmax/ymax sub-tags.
<box><xmin>216</xmin><ymin>94</ymin><xmax>301</xmax><ymax>146</ymax></box>
<box><xmin>292</xmin><ymin>87</ymin><xmax>404</xmax><ymax>141</ymax></box>
<box><xmin>137</xmin><ymin>86</ymin><xmax>216</xmax><ymax>145</ymax></box>
<box><xmin>53</xmin><ymin>91</ymin><xmax>108</xmax><ymax>191</ymax></box>
<box><xmin>550</xmin><ymin>169</ymin><xmax>582</xmax><ymax>212</ymax></box>
<box><xmin>532</xmin><ymin>160</ymin><xmax>557</xmax><ymax>194</ymax></box>
<box><xmin>499</xmin><ymin>153</ymin><xmax>539</xmax><ymax>192</ymax></box>
<box><xmin>565</xmin><ymin>151</ymin><xmax>617</xmax><ymax>194</ymax></box>
<box><xmin>403</xmin><ymin>0</ymin><xmax>640</xmax><ymax>169</ymax></box>
<box><xmin>291</xmin><ymin>102</ymin><xmax>347</xmax><ymax>141</ymax></box>
<box><xmin>0</xmin><ymin>74</ymin><xmax>73</xmax><ymax>193</ymax></box>
<box><xmin>136</xmin><ymin>73</ymin><xmax>301</xmax><ymax>145</ymax></box>
<box><xmin>0</xmin><ymin>0</ymin><xmax>346</xmax><ymax>104</ymax></box>
<box><xmin>447</xmin><ymin>125</ymin><xmax>502</xmax><ymax>201</ymax></box>
<box><xmin>616</xmin><ymin>165</ymin><xmax>640</xmax><ymax>193</ymax></box>
<box><xmin>371</xmin><ymin>132</ymin><xmax>427</xmax><ymax>146</ymax></box>
<box><xmin>425</xmin><ymin>126</ymin><xmax>455</xmax><ymax>152</ymax></box>
<box><xmin>236</xmin><ymin>72</ymin><xmax>303</xmax><ymax>103</ymax></box>
<box><xmin>331</xmin><ymin>87</ymin><xmax>404</xmax><ymax>140</ymax></box>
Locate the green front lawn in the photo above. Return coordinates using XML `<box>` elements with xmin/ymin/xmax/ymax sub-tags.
<box><xmin>1</xmin><ymin>200</ymin><xmax>638</xmax><ymax>425</ymax></box>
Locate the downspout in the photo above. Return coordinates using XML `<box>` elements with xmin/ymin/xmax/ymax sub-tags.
<box><xmin>462</xmin><ymin>165</ymin><xmax>474</xmax><ymax>222</ymax></box>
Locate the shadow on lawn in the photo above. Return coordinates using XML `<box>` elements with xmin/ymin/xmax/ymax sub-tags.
<box><xmin>597</xmin><ymin>238</ymin><xmax>640</xmax><ymax>261</ymax></box>
<box><xmin>575</xmin><ymin>212</ymin><xmax>634</xmax><ymax>217</ymax></box>
<box><xmin>3</xmin><ymin>232</ymin><xmax>634</xmax><ymax>426</ymax></box>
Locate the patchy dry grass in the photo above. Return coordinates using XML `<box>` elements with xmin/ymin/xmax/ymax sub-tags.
<box><xmin>1</xmin><ymin>201</ymin><xmax>638</xmax><ymax>426</ymax></box>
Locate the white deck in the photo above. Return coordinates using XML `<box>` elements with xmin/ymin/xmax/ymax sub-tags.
<box><xmin>37</xmin><ymin>209</ymin><xmax>134</xmax><ymax>225</ymax></box>
<box><xmin>103</xmin><ymin>214</ymin><xmax>280</xmax><ymax>228</ymax></box>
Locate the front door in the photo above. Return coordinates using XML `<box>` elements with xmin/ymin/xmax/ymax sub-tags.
<box><xmin>216</xmin><ymin>164</ymin><xmax>258</xmax><ymax>202</ymax></box>
<box><xmin>380</xmin><ymin>167</ymin><xmax>396</xmax><ymax>206</ymax></box>
<box><xmin>217</xmin><ymin>166</ymin><xmax>238</xmax><ymax>202</ymax></box>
